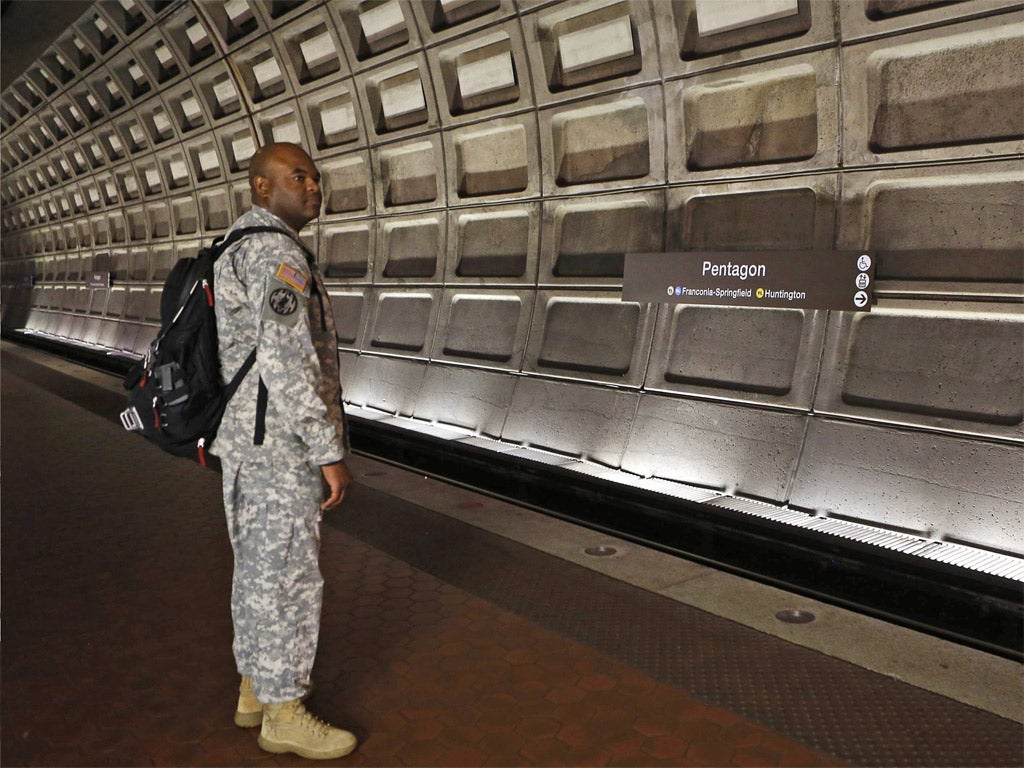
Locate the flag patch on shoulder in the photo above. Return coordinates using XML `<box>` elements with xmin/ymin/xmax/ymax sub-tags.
<box><xmin>276</xmin><ymin>263</ymin><xmax>308</xmax><ymax>292</ymax></box>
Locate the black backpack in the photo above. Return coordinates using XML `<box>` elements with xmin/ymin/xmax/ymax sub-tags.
<box><xmin>119</xmin><ymin>226</ymin><xmax>288</xmax><ymax>465</ymax></box>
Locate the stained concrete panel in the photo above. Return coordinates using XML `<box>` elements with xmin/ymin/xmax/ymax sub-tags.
<box><xmin>503</xmin><ymin>376</ymin><xmax>639</xmax><ymax>466</ymax></box>
<box><xmin>341</xmin><ymin>354</ymin><xmax>428</xmax><ymax>416</ymax></box>
<box><xmin>646</xmin><ymin>305</ymin><xmax>824</xmax><ymax>409</ymax></box>
<box><xmin>550</xmin><ymin>96</ymin><xmax>651</xmax><ymax>186</ymax></box>
<box><xmin>837</xmin><ymin>163</ymin><xmax>1024</xmax><ymax>287</ymax></box>
<box><xmin>379</xmin><ymin>214</ymin><xmax>442</xmax><ymax>280</ymax></box>
<box><xmin>375</xmin><ymin>138</ymin><xmax>442</xmax><ymax>209</ymax></box>
<box><xmin>327</xmin><ymin>290</ymin><xmax>366</xmax><ymax>347</ymax></box>
<box><xmin>668</xmin><ymin>50</ymin><xmax>838</xmax><ymax>179</ymax></box>
<box><xmin>413</xmin><ymin>365</ymin><xmax>517</xmax><ymax>436</ymax></box>
<box><xmin>433</xmin><ymin>290</ymin><xmax>531</xmax><ymax>368</ymax></box>
<box><xmin>450</xmin><ymin>119</ymin><xmax>533</xmax><ymax>199</ymax></box>
<box><xmin>524</xmin><ymin>291</ymin><xmax>655</xmax><ymax>386</ymax></box>
<box><xmin>839</xmin><ymin>0</ymin><xmax>1022</xmax><ymax>43</ymax></box>
<box><xmin>448</xmin><ymin>204</ymin><xmax>538</xmax><ymax>282</ymax></box>
<box><xmin>670</xmin><ymin>177</ymin><xmax>836</xmax><ymax>251</ymax></box>
<box><xmin>790</xmin><ymin>418</ymin><xmax>1024</xmax><ymax>554</ymax></box>
<box><xmin>541</xmin><ymin>191</ymin><xmax>664</xmax><ymax>282</ymax></box>
<box><xmin>366</xmin><ymin>289</ymin><xmax>439</xmax><ymax>356</ymax></box>
<box><xmin>321</xmin><ymin>154</ymin><xmax>370</xmax><ymax>214</ymax></box>
<box><xmin>815</xmin><ymin>303</ymin><xmax>1024</xmax><ymax>440</ymax></box>
<box><xmin>657</xmin><ymin>0</ymin><xmax>834</xmax><ymax>78</ymax></box>
<box><xmin>842</xmin><ymin>13</ymin><xmax>1024</xmax><ymax>165</ymax></box>
<box><xmin>321</xmin><ymin>222</ymin><xmax>373</xmax><ymax>279</ymax></box>
<box><xmin>622</xmin><ymin>393</ymin><xmax>806</xmax><ymax>500</ymax></box>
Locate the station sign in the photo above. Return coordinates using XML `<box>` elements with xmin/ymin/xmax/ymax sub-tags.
<box><xmin>85</xmin><ymin>271</ymin><xmax>111</xmax><ymax>289</ymax></box>
<box><xmin>622</xmin><ymin>251</ymin><xmax>876</xmax><ymax>311</ymax></box>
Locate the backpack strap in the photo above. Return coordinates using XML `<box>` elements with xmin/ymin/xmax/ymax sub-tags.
<box><xmin>214</xmin><ymin>225</ymin><xmax>318</xmax><ymax>447</ymax></box>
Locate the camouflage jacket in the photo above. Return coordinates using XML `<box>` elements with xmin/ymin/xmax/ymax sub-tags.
<box><xmin>210</xmin><ymin>206</ymin><xmax>346</xmax><ymax>465</ymax></box>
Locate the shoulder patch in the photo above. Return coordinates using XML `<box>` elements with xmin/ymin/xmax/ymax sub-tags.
<box><xmin>276</xmin><ymin>262</ymin><xmax>308</xmax><ymax>293</ymax></box>
<box><xmin>262</xmin><ymin>273</ymin><xmax>308</xmax><ymax>327</ymax></box>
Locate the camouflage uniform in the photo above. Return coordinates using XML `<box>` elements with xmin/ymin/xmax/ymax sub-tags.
<box><xmin>212</xmin><ymin>205</ymin><xmax>346</xmax><ymax>705</ymax></box>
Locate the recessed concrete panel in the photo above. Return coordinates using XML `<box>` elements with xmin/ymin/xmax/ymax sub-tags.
<box><xmin>321</xmin><ymin>154</ymin><xmax>370</xmax><ymax>214</ymax></box>
<box><xmin>431</xmin><ymin>25</ymin><xmax>526</xmax><ymax>121</ymax></box>
<box><xmin>838</xmin><ymin>162</ymin><xmax>1024</xmax><ymax>288</ymax></box>
<box><xmin>842</xmin><ymin>13</ymin><xmax>1024</xmax><ymax>165</ymax></box>
<box><xmin>549</xmin><ymin>96</ymin><xmax>651</xmax><ymax>187</ymax></box>
<box><xmin>413</xmin><ymin>365</ymin><xmax>517</xmax><ymax>436</ymax></box>
<box><xmin>646</xmin><ymin>304</ymin><xmax>825</xmax><ymax>409</ymax></box>
<box><xmin>839</xmin><ymin>0</ymin><xmax>1022</xmax><ymax>43</ymax></box>
<box><xmin>375</xmin><ymin>137</ymin><xmax>442</xmax><ymax>209</ymax></box>
<box><xmin>447</xmin><ymin>203</ymin><xmax>538</xmax><ymax>283</ymax></box>
<box><xmin>450</xmin><ymin>118</ymin><xmax>534</xmax><ymax>200</ymax></box>
<box><xmin>254</xmin><ymin>103</ymin><xmax>307</xmax><ymax>149</ymax></box>
<box><xmin>540</xmin><ymin>88</ymin><xmax>667</xmax><ymax>195</ymax></box>
<box><xmin>321</xmin><ymin>221</ymin><xmax>373</xmax><ymax>279</ymax></box>
<box><xmin>342</xmin><ymin>354</ymin><xmax>428</xmax><ymax>416</ymax></box>
<box><xmin>503</xmin><ymin>376</ymin><xmax>638</xmax><ymax>466</ymax></box>
<box><xmin>868</xmin><ymin>26</ymin><xmax>1023</xmax><ymax>153</ymax></box>
<box><xmin>622</xmin><ymin>393</ymin><xmax>806</xmax><ymax>500</ymax></box>
<box><xmin>815</xmin><ymin>303</ymin><xmax>1024</xmax><ymax>439</ymax></box>
<box><xmin>790</xmin><ymin>418</ymin><xmax>1024</xmax><ymax>554</ymax></box>
<box><xmin>366</xmin><ymin>288</ymin><xmax>440</xmax><ymax>356</ymax></box>
<box><xmin>327</xmin><ymin>290</ymin><xmax>366</xmax><ymax>347</ymax></box>
<box><xmin>432</xmin><ymin>289</ymin><xmax>531</xmax><ymax>368</ymax></box>
<box><xmin>202</xmin><ymin>0</ymin><xmax>265</xmax><ymax>50</ymax></box>
<box><xmin>231</xmin><ymin>39</ymin><xmax>292</xmax><ymax>105</ymax></box>
<box><xmin>274</xmin><ymin>11</ymin><xmax>346</xmax><ymax>91</ymax></box>
<box><xmin>160</xmin><ymin>5</ymin><xmax>216</xmax><ymax>69</ymax></box>
<box><xmin>526</xmin><ymin>0</ymin><xmax>656</xmax><ymax>104</ymax></box>
<box><xmin>407</xmin><ymin>0</ymin><xmax>510</xmax><ymax>45</ymax></box>
<box><xmin>362</xmin><ymin>58</ymin><xmax>434</xmax><ymax>135</ymax></box>
<box><xmin>302</xmin><ymin>83</ymin><xmax>365</xmax><ymax>152</ymax></box>
<box><xmin>193</xmin><ymin>62</ymin><xmax>243</xmax><ymax>122</ymax></box>
<box><xmin>524</xmin><ymin>290</ymin><xmax>655</xmax><ymax>386</ymax></box>
<box><xmin>378</xmin><ymin>214</ymin><xmax>442</xmax><ymax>280</ymax></box>
<box><xmin>670</xmin><ymin>176</ymin><xmax>836</xmax><ymax>251</ymax></box>
<box><xmin>656</xmin><ymin>0</ymin><xmax>834</xmax><ymax>79</ymax></box>
<box><xmin>199</xmin><ymin>189</ymin><xmax>231</xmax><ymax>232</ymax></box>
<box><xmin>328</xmin><ymin>0</ymin><xmax>420</xmax><ymax>68</ymax></box>
<box><xmin>667</xmin><ymin>50</ymin><xmax>839</xmax><ymax>179</ymax></box>
<box><xmin>684</xmin><ymin>63</ymin><xmax>817</xmax><ymax>170</ymax></box>
<box><xmin>541</xmin><ymin>191</ymin><xmax>663</xmax><ymax>282</ymax></box>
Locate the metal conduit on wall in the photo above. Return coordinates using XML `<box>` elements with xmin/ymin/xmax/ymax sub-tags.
<box><xmin>1</xmin><ymin>0</ymin><xmax>1022</xmax><ymax>563</ymax></box>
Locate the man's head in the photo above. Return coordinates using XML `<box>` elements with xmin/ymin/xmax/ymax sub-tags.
<box><xmin>248</xmin><ymin>143</ymin><xmax>322</xmax><ymax>232</ymax></box>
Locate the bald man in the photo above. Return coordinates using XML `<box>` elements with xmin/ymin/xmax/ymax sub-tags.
<box><xmin>211</xmin><ymin>142</ymin><xmax>355</xmax><ymax>759</ymax></box>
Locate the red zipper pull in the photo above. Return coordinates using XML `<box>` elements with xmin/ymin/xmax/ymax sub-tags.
<box><xmin>152</xmin><ymin>396</ymin><xmax>160</xmax><ymax>428</ymax></box>
<box><xmin>197</xmin><ymin>438</ymin><xmax>207</xmax><ymax>467</ymax></box>
<box><xmin>203</xmin><ymin>278</ymin><xmax>214</xmax><ymax>307</ymax></box>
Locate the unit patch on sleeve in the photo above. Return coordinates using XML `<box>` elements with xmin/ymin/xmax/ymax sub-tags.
<box><xmin>262</xmin><ymin>272</ymin><xmax>309</xmax><ymax>328</ymax></box>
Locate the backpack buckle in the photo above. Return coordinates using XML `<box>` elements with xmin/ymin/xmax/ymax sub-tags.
<box><xmin>120</xmin><ymin>406</ymin><xmax>144</xmax><ymax>432</ymax></box>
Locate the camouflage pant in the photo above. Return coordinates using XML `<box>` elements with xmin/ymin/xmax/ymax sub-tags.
<box><xmin>222</xmin><ymin>457</ymin><xmax>323</xmax><ymax>705</ymax></box>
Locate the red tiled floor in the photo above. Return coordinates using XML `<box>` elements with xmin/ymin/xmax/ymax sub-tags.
<box><xmin>3</xmin><ymin>343</ymin><xmax>1022</xmax><ymax>768</ymax></box>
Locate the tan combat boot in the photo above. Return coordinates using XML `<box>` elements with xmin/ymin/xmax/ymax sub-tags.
<box><xmin>235</xmin><ymin>676</ymin><xmax>314</xmax><ymax>728</ymax></box>
<box><xmin>234</xmin><ymin>676</ymin><xmax>263</xmax><ymax>728</ymax></box>
<box><xmin>258</xmin><ymin>699</ymin><xmax>357</xmax><ymax>760</ymax></box>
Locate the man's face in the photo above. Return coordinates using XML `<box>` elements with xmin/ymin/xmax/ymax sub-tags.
<box><xmin>257</xmin><ymin>147</ymin><xmax>322</xmax><ymax>232</ymax></box>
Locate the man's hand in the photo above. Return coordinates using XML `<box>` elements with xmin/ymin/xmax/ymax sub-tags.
<box><xmin>320</xmin><ymin>460</ymin><xmax>353</xmax><ymax>511</ymax></box>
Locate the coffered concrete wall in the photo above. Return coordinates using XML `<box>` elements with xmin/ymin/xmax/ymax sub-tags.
<box><xmin>2</xmin><ymin>0</ymin><xmax>1021</xmax><ymax>553</ymax></box>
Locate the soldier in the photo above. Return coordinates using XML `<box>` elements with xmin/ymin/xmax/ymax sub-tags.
<box><xmin>211</xmin><ymin>142</ymin><xmax>356</xmax><ymax>760</ymax></box>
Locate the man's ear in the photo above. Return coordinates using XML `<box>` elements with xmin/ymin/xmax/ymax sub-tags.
<box><xmin>252</xmin><ymin>175</ymin><xmax>270</xmax><ymax>200</ymax></box>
